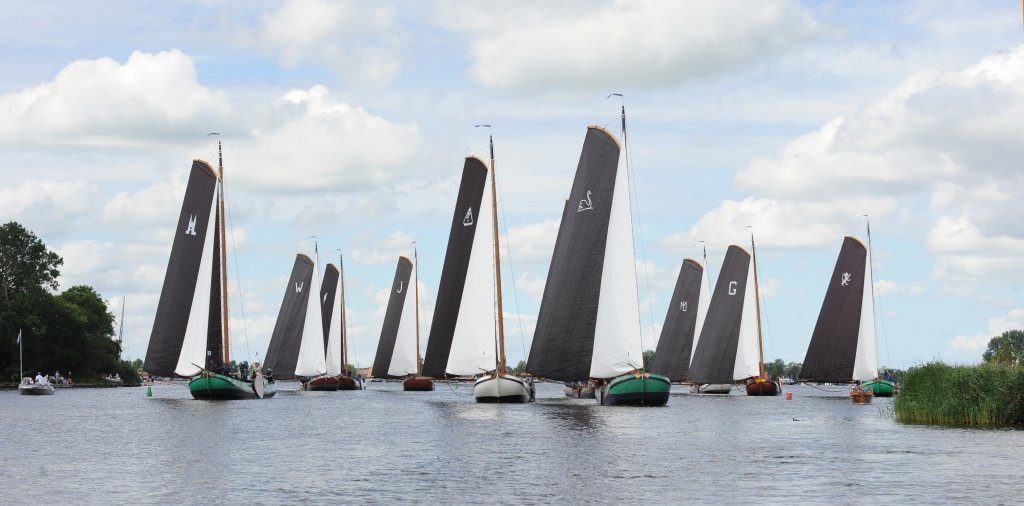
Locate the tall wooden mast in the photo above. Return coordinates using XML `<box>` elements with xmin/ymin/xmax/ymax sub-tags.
<box><xmin>413</xmin><ymin>245</ymin><xmax>422</xmax><ymax>375</ymax></box>
<box><xmin>339</xmin><ymin>253</ymin><xmax>349</xmax><ymax>374</ymax></box>
<box><xmin>488</xmin><ymin>134</ymin><xmax>507</xmax><ymax>377</ymax></box>
<box><xmin>218</xmin><ymin>141</ymin><xmax>230</xmax><ymax>364</ymax></box>
<box><xmin>750</xmin><ymin>230</ymin><xmax>765</xmax><ymax>378</ymax></box>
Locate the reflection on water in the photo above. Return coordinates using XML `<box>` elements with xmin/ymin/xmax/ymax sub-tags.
<box><xmin>1</xmin><ymin>382</ymin><xmax>1022</xmax><ymax>502</ymax></box>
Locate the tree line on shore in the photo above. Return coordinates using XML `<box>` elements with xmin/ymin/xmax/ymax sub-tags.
<box><xmin>0</xmin><ymin>222</ymin><xmax>138</xmax><ymax>386</ymax></box>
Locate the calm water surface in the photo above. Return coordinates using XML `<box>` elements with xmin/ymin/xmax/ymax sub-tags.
<box><xmin>1</xmin><ymin>382</ymin><xmax>1021</xmax><ymax>503</ymax></box>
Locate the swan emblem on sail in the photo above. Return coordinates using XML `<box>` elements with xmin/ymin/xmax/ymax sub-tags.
<box><xmin>577</xmin><ymin>191</ymin><xmax>593</xmax><ymax>212</ymax></box>
<box><xmin>295</xmin><ymin>282</ymin><xmax>303</xmax><ymax>293</ymax></box>
<box><xmin>185</xmin><ymin>214</ymin><xmax>198</xmax><ymax>236</ymax></box>
<box><xmin>841</xmin><ymin>272</ymin><xmax>851</xmax><ymax>286</ymax></box>
<box><xmin>463</xmin><ymin>207</ymin><xmax>474</xmax><ymax>226</ymax></box>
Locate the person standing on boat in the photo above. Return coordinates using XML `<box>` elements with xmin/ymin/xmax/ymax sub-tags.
<box><xmin>35</xmin><ymin>372</ymin><xmax>44</xmax><ymax>384</ymax></box>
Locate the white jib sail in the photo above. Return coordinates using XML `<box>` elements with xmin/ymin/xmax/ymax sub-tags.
<box><xmin>690</xmin><ymin>264</ymin><xmax>712</xmax><ymax>362</ymax></box>
<box><xmin>388</xmin><ymin>256</ymin><xmax>419</xmax><ymax>376</ymax></box>
<box><xmin>733</xmin><ymin>254</ymin><xmax>761</xmax><ymax>380</ymax></box>
<box><xmin>175</xmin><ymin>187</ymin><xmax>218</xmax><ymax>377</ymax></box>
<box><xmin>294</xmin><ymin>266</ymin><xmax>326</xmax><ymax>377</ymax></box>
<box><xmin>852</xmin><ymin>238</ymin><xmax>879</xmax><ymax>381</ymax></box>
<box><xmin>590</xmin><ymin>152</ymin><xmax>644</xmax><ymax>378</ymax></box>
<box><xmin>447</xmin><ymin>170</ymin><xmax>498</xmax><ymax>376</ymax></box>
<box><xmin>324</xmin><ymin>274</ymin><xmax>343</xmax><ymax>376</ymax></box>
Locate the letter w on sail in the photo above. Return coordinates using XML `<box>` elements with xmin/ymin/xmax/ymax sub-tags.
<box><xmin>295</xmin><ymin>282</ymin><xmax>304</xmax><ymax>293</ymax></box>
<box><xmin>185</xmin><ymin>214</ymin><xmax>198</xmax><ymax>236</ymax></box>
<box><xmin>463</xmin><ymin>207</ymin><xmax>474</xmax><ymax>226</ymax></box>
<box><xmin>577</xmin><ymin>191</ymin><xmax>593</xmax><ymax>212</ymax></box>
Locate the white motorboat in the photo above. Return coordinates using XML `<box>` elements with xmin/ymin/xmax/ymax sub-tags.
<box><xmin>18</xmin><ymin>378</ymin><xmax>55</xmax><ymax>396</ymax></box>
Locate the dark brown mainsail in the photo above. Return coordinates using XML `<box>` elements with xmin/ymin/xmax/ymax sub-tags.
<box><xmin>421</xmin><ymin>158</ymin><xmax>488</xmax><ymax>377</ymax></box>
<box><xmin>262</xmin><ymin>254</ymin><xmax>315</xmax><ymax>380</ymax></box>
<box><xmin>526</xmin><ymin>127</ymin><xmax>621</xmax><ymax>382</ymax></box>
<box><xmin>686</xmin><ymin>246</ymin><xmax>751</xmax><ymax>385</ymax></box>
<box><xmin>205</xmin><ymin>202</ymin><xmax>224</xmax><ymax>369</ymax></box>
<box><xmin>320</xmin><ymin>263</ymin><xmax>340</xmax><ymax>356</ymax></box>
<box><xmin>144</xmin><ymin>160</ymin><xmax>219</xmax><ymax>377</ymax></box>
<box><xmin>651</xmin><ymin>259</ymin><xmax>704</xmax><ymax>381</ymax></box>
<box><xmin>799</xmin><ymin>237</ymin><xmax>869</xmax><ymax>382</ymax></box>
<box><xmin>371</xmin><ymin>257</ymin><xmax>414</xmax><ymax>378</ymax></box>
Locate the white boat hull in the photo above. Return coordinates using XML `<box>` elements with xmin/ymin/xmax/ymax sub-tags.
<box><xmin>473</xmin><ymin>375</ymin><xmax>534</xmax><ymax>403</ymax></box>
<box><xmin>18</xmin><ymin>383</ymin><xmax>55</xmax><ymax>395</ymax></box>
<box><xmin>691</xmin><ymin>383</ymin><xmax>732</xmax><ymax>394</ymax></box>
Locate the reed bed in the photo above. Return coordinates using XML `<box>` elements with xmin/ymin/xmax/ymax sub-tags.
<box><xmin>893</xmin><ymin>362</ymin><xmax>1024</xmax><ymax>426</ymax></box>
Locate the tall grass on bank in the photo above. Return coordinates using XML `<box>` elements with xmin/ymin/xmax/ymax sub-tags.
<box><xmin>893</xmin><ymin>362</ymin><xmax>1024</xmax><ymax>426</ymax></box>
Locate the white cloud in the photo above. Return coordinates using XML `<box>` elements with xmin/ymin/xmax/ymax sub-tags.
<box><xmin>228</xmin><ymin>85</ymin><xmax>423</xmax><ymax>193</ymax></box>
<box><xmin>947</xmin><ymin>308</ymin><xmax>1024</xmax><ymax>362</ymax></box>
<box><xmin>248</xmin><ymin>0</ymin><xmax>404</xmax><ymax>85</ymax></box>
<box><xmin>351</xmin><ymin>230</ymin><xmax>416</xmax><ymax>266</ymax></box>
<box><xmin>0</xmin><ymin>180</ymin><xmax>96</xmax><ymax>238</ymax></box>
<box><xmin>0</xmin><ymin>50</ymin><xmax>228</xmax><ymax>146</ymax></box>
<box><xmin>439</xmin><ymin>0</ymin><xmax>817</xmax><ymax>90</ymax></box>
<box><xmin>663</xmin><ymin>196</ymin><xmax>897</xmax><ymax>252</ymax></box>
<box><xmin>504</xmin><ymin>219</ymin><xmax>559</xmax><ymax>268</ymax></box>
<box><xmin>875</xmin><ymin>279</ymin><xmax>925</xmax><ymax>296</ymax></box>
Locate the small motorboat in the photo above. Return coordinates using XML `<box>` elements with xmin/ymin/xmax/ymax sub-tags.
<box><xmin>850</xmin><ymin>384</ymin><xmax>874</xmax><ymax>404</ymax></box>
<box><xmin>18</xmin><ymin>378</ymin><xmax>55</xmax><ymax>396</ymax></box>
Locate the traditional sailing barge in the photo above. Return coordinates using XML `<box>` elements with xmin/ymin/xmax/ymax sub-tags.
<box><xmin>145</xmin><ymin>150</ymin><xmax>275</xmax><ymax>399</ymax></box>
<box><xmin>527</xmin><ymin>125</ymin><xmax>669</xmax><ymax>406</ymax></box>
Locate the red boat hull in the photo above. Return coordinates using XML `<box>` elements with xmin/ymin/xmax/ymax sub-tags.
<box><xmin>745</xmin><ymin>378</ymin><xmax>781</xmax><ymax>396</ymax></box>
<box><xmin>403</xmin><ymin>377</ymin><xmax>434</xmax><ymax>391</ymax></box>
<box><xmin>303</xmin><ymin>376</ymin><xmax>340</xmax><ymax>391</ymax></box>
<box><xmin>338</xmin><ymin>376</ymin><xmax>360</xmax><ymax>390</ymax></box>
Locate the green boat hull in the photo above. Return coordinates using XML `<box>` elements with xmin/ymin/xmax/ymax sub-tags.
<box><xmin>601</xmin><ymin>373</ymin><xmax>670</xmax><ymax>406</ymax></box>
<box><xmin>863</xmin><ymin>379</ymin><xmax>896</xmax><ymax>397</ymax></box>
<box><xmin>189</xmin><ymin>374</ymin><xmax>277</xmax><ymax>400</ymax></box>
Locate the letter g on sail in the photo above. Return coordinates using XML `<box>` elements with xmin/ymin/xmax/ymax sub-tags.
<box><xmin>728</xmin><ymin>281</ymin><xmax>737</xmax><ymax>295</ymax></box>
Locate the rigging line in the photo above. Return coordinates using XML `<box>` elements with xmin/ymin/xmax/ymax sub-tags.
<box><xmin>865</xmin><ymin>216</ymin><xmax>892</xmax><ymax>368</ymax></box>
<box><xmin>222</xmin><ymin>183</ymin><xmax>253</xmax><ymax>365</ymax></box>
<box><xmin>495</xmin><ymin>173</ymin><xmax>529</xmax><ymax>362</ymax></box>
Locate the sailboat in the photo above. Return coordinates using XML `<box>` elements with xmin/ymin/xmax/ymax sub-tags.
<box><xmin>16</xmin><ymin>331</ymin><xmax>54</xmax><ymax>395</ymax></box>
<box><xmin>262</xmin><ymin>251</ymin><xmax>328</xmax><ymax>390</ymax></box>
<box><xmin>144</xmin><ymin>148</ymin><xmax>275</xmax><ymax>399</ymax></box>
<box><xmin>686</xmin><ymin>235</ymin><xmax>781</xmax><ymax>396</ymax></box>
<box><xmin>306</xmin><ymin>262</ymin><xmax>342</xmax><ymax>391</ymax></box>
<box><xmin>526</xmin><ymin>123</ymin><xmax>670</xmax><ymax>407</ymax></box>
<box><xmin>371</xmin><ymin>252</ymin><xmax>433</xmax><ymax>391</ymax></box>
<box><xmin>800</xmin><ymin>225</ymin><xmax>893</xmax><ymax>401</ymax></box>
<box><xmin>650</xmin><ymin>256</ymin><xmax>711</xmax><ymax>383</ymax></box>
<box><xmin>326</xmin><ymin>254</ymin><xmax>360</xmax><ymax>390</ymax></box>
<box><xmin>421</xmin><ymin>136</ymin><xmax>534</xmax><ymax>402</ymax></box>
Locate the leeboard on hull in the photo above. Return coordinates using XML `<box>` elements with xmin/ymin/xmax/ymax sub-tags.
<box><xmin>473</xmin><ymin>375</ymin><xmax>534</xmax><ymax>403</ymax></box>
<box><xmin>600</xmin><ymin>373</ymin><xmax>670</xmax><ymax>406</ymax></box>
<box><xmin>189</xmin><ymin>374</ymin><xmax>277</xmax><ymax>400</ymax></box>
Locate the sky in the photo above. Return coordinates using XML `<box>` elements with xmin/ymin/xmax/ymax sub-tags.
<box><xmin>1</xmin><ymin>0</ymin><xmax>1022</xmax><ymax>370</ymax></box>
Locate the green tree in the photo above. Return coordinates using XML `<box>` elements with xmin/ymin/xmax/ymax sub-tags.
<box><xmin>512</xmin><ymin>360</ymin><xmax>527</xmax><ymax>374</ymax></box>
<box><xmin>0</xmin><ymin>222</ymin><xmax>62</xmax><ymax>306</ymax></box>
<box><xmin>991</xmin><ymin>340</ymin><xmax>1017</xmax><ymax>365</ymax></box>
<box><xmin>642</xmin><ymin>350</ymin><xmax>655</xmax><ymax>370</ymax></box>
<box><xmin>983</xmin><ymin>330</ymin><xmax>1024</xmax><ymax>365</ymax></box>
<box><xmin>784</xmin><ymin>362</ymin><xmax>802</xmax><ymax>379</ymax></box>
<box><xmin>766</xmin><ymin>359</ymin><xmax>786</xmax><ymax>379</ymax></box>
